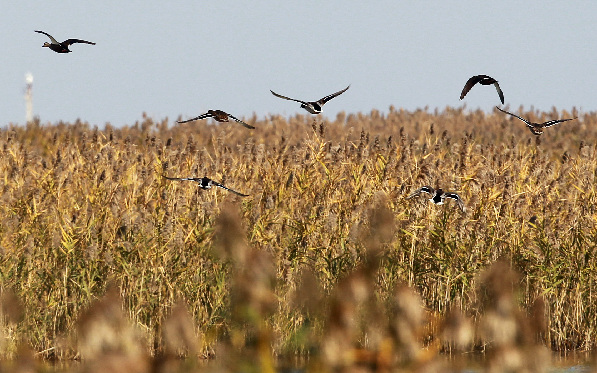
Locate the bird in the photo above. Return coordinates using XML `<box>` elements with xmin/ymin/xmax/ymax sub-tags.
<box><xmin>460</xmin><ymin>75</ymin><xmax>504</xmax><ymax>104</ymax></box>
<box><xmin>177</xmin><ymin>110</ymin><xmax>254</xmax><ymax>129</ymax></box>
<box><xmin>270</xmin><ymin>85</ymin><xmax>350</xmax><ymax>114</ymax></box>
<box><xmin>495</xmin><ymin>106</ymin><xmax>577</xmax><ymax>136</ymax></box>
<box><xmin>163</xmin><ymin>175</ymin><xmax>248</xmax><ymax>197</ymax></box>
<box><xmin>407</xmin><ymin>186</ymin><xmax>466</xmax><ymax>212</ymax></box>
<box><xmin>35</xmin><ymin>30</ymin><xmax>95</xmax><ymax>53</ymax></box>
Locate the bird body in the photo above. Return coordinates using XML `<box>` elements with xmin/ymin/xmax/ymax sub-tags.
<box><xmin>495</xmin><ymin>106</ymin><xmax>576</xmax><ymax>135</ymax></box>
<box><xmin>35</xmin><ymin>30</ymin><xmax>95</xmax><ymax>53</ymax></box>
<box><xmin>407</xmin><ymin>186</ymin><xmax>466</xmax><ymax>212</ymax></box>
<box><xmin>163</xmin><ymin>175</ymin><xmax>248</xmax><ymax>197</ymax></box>
<box><xmin>270</xmin><ymin>85</ymin><xmax>350</xmax><ymax>114</ymax></box>
<box><xmin>177</xmin><ymin>109</ymin><xmax>254</xmax><ymax>129</ymax></box>
<box><xmin>460</xmin><ymin>75</ymin><xmax>504</xmax><ymax>104</ymax></box>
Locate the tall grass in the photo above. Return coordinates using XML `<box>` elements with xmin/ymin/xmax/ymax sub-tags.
<box><xmin>0</xmin><ymin>106</ymin><xmax>595</xmax><ymax>371</ymax></box>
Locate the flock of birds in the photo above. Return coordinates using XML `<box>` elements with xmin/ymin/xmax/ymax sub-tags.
<box><xmin>35</xmin><ymin>31</ymin><xmax>579</xmax><ymax>213</ymax></box>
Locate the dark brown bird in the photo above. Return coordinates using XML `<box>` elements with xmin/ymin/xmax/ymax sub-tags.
<box><xmin>270</xmin><ymin>85</ymin><xmax>350</xmax><ymax>114</ymax></box>
<box><xmin>163</xmin><ymin>175</ymin><xmax>248</xmax><ymax>197</ymax></box>
<box><xmin>460</xmin><ymin>75</ymin><xmax>504</xmax><ymax>104</ymax></box>
<box><xmin>495</xmin><ymin>106</ymin><xmax>577</xmax><ymax>136</ymax></box>
<box><xmin>35</xmin><ymin>30</ymin><xmax>95</xmax><ymax>53</ymax></box>
<box><xmin>177</xmin><ymin>109</ymin><xmax>254</xmax><ymax>129</ymax></box>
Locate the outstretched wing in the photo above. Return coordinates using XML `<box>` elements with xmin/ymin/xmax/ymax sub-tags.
<box><xmin>35</xmin><ymin>30</ymin><xmax>59</xmax><ymax>44</ymax></box>
<box><xmin>495</xmin><ymin>106</ymin><xmax>531</xmax><ymax>126</ymax></box>
<box><xmin>162</xmin><ymin>175</ymin><xmax>201</xmax><ymax>182</ymax></box>
<box><xmin>227</xmin><ymin>113</ymin><xmax>255</xmax><ymax>129</ymax></box>
<box><xmin>270</xmin><ymin>90</ymin><xmax>307</xmax><ymax>105</ymax></box>
<box><xmin>493</xmin><ymin>82</ymin><xmax>505</xmax><ymax>104</ymax></box>
<box><xmin>211</xmin><ymin>181</ymin><xmax>249</xmax><ymax>197</ymax></box>
<box><xmin>460</xmin><ymin>75</ymin><xmax>484</xmax><ymax>100</ymax></box>
<box><xmin>177</xmin><ymin>112</ymin><xmax>211</xmax><ymax>124</ymax></box>
<box><xmin>63</xmin><ymin>39</ymin><xmax>96</xmax><ymax>46</ymax></box>
<box><xmin>444</xmin><ymin>193</ymin><xmax>466</xmax><ymax>212</ymax></box>
<box><xmin>540</xmin><ymin>117</ymin><xmax>577</xmax><ymax>128</ymax></box>
<box><xmin>319</xmin><ymin>85</ymin><xmax>350</xmax><ymax>105</ymax></box>
<box><xmin>407</xmin><ymin>185</ymin><xmax>435</xmax><ymax>199</ymax></box>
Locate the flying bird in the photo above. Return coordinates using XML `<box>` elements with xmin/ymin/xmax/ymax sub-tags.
<box><xmin>163</xmin><ymin>175</ymin><xmax>248</xmax><ymax>197</ymax></box>
<box><xmin>177</xmin><ymin>110</ymin><xmax>254</xmax><ymax>129</ymax></box>
<box><xmin>495</xmin><ymin>106</ymin><xmax>577</xmax><ymax>136</ymax></box>
<box><xmin>460</xmin><ymin>75</ymin><xmax>504</xmax><ymax>104</ymax></box>
<box><xmin>35</xmin><ymin>30</ymin><xmax>95</xmax><ymax>53</ymax></box>
<box><xmin>407</xmin><ymin>186</ymin><xmax>466</xmax><ymax>212</ymax></box>
<box><xmin>270</xmin><ymin>85</ymin><xmax>350</xmax><ymax>114</ymax></box>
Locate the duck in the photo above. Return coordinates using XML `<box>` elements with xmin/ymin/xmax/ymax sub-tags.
<box><xmin>495</xmin><ymin>106</ymin><xmax>577</xmax><ymax>135</ymax></box>
<box><xmin>270</xmin><ymin>85</ymin><xmax>350</xmax><ymax>114</ymax></box>
<box><xmin>163</xmin><ymin>175</ymin><xmax>248</xmax><ymax>197</ymax></box>
<box><xmin>35</xmin><ymin>30</ymin><xmax>95</xmax><ymax>53</ymax></box>
<box><xmin>460</xmin><ymin>75</ymin><xmax>504</xmax><ymax>104</ymax></box>
<box><xmin>177</xmin><ymin>109</ymin><xmax>254</xmax><ymax>129</ymax></box>
<box><xmin>407</xmin><ymin>186</ymin><xmax>466</xmax><ymax>212</ymax></box>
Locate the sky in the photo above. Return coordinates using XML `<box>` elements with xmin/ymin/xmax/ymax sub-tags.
<box><xmin>1</xmin><ymin>2</ymin><xmax>596</xmax><ymax>127</ymax></box>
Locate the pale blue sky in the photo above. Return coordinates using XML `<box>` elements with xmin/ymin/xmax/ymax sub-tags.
<box><xmin>1</xmin><ymin>2</ymin><xmax>595</xmax><ymax>127</ymax></box>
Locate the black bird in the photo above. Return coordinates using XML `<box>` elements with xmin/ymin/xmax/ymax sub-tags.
<box><xmin>407</xmin><ymin>186</ymin><xmax>466</xmax><ymax>212</ymax></box>
<box><xmin>163</xmin><ymin>176</ymin><xmax>248</xmax><ymax>197</ymax></box>
<box><xmin>460</xmin><ymin>75</ymin><xmax>504</xmax><ymax>104</ymax></box>
<box><xmin>270</xmin><ymin>85</ymin><xmax>350</xmax><ymax>114</ymax></box>
<box><xmin>177</xmin><ymin>109</ymin><xmax>254</xmax><ymax>129</ymax></box>
<box><xmin>495</xmin><ymin>106</ymin><xmax>577</xmax><ymax>136</ymax></box>
<box><xmin>35</xmin><ymin>30</ymin><xmax>95</xmax><ymax>53</ymax></box>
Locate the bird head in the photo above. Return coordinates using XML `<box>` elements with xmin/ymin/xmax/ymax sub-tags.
<box><xmin>42</xmin><ymin>42</ymin><xmax>51</xmax><ymax>48</ymax></box>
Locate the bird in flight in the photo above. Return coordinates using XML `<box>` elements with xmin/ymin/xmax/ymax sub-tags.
<box><xmin>460</xmin><ymin>75</ymin><xmax>504</xmax><ymax>104</ymax></box>
<box><xmin>495</xmin><ymin>106</ymin><xmax>577</xmax><ymax>136</ymax></box>
<box><xmin>407</xmin><ymin>186</ymin><xmax>466</xmax><ymax>212</ymax></box>
<box><xmin>163</xmin><ymin>176</ymin><xmax>248</xmax><ymax>197</ymax></box>
<box><xmin>35</xmin><ymin>30</ymin><xmax>95</xmax><ymax>53</ymax></box>
<box><xmin>177</xmin><ymin>109</ymin><xmax>254</xmax><ymax>129</ymax></box>
<box><xmin>270</xmin><ymin>85</ymin><xmax>350</xmax><ymax>114</ymax></box>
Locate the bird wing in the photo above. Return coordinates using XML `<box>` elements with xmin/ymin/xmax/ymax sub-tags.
<box><xmin>495</xmin><ymin>106</ymin><xmax>531</xmax><ymax>126</ymax></box>
<box><xmin>227</xmin><ymin>113</ymin><xmax>255</xmax><ymax>129</ymax></box>
<box><xmin>407</xmin><ymin>186</ymin><xmax>435</xmax><ymax>199</ymax></box>
<box><xmin>541</xmin><ymin>117</ymin><xmax>577</xmax><ymax>128</ymax></box>
<box><xmin>177</xmin><ymin>113</ymin><xmax>211</xmax><ymax>124</ymax></box>
<box><xmin>212</xmin><ymin>181</ymin><xmax>249</xmax><ymax>197</ymax></box>
<box><xmin>319</xmin><ymin>85</ymin><xmax>350</xmax><ymax>104</ymax></box>
<box><xmin>444</xmin><ymin>193</ymin><xmax>466</xmax><ymax>212</ymax></box>
<box><xmin>270</xmin><ymin>90</ymin><xmax>307</xmax><ymax>105</ymax></box>
<box><xmin>35</xmin><ymin>30</ymin><xmax>59</xmax><ymax>44</ymax></box>
<box><xmin>493</xmin><ymin>82</ymin><xmax>505</xmax><ymax>104</ymax></box>
<box><xmin>460</xmin><ymin>75</ymin><xmax>483</xmax><ymax>100</ymax></box>
<box><xmin>162</xmin><ymin>175</ymin><xmax>201</xmax><ymax>182</ymax></box>
<box><xmin>63</xmin><ymin>39</ymin><xmax>96</xmax><ymax>46</ymax></box>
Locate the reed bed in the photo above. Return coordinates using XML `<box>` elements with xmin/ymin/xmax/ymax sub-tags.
<box><xmin>0</xmin><ymin>106</ymin><xmax>596</xmax><ymax>372</ymax></box>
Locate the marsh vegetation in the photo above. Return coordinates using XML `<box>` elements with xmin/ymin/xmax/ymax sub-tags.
<box><xmin>0</xmin><ymin>106</ymin><xmax>595</xmax><ymax>371</ymax></box>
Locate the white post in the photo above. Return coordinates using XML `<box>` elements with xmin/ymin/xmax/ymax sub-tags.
<box><xmin>25</xmin><ymin>72</ymin><xmax>34</xmax><ymax>123</ymax></box>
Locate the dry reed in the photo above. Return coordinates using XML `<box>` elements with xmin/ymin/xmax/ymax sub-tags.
<box><xmin>0</xmin><ymin>106</ymin><xmax>596</xmax><ymax>372</ymax></box>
